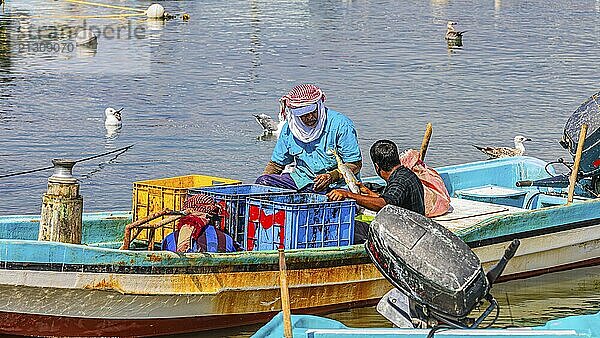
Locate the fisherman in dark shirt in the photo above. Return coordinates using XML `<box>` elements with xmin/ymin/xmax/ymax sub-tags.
<box><xmin>327</xmin><ymin>139</ymin><xmax>425</xmax><ymax>243</ymax></box>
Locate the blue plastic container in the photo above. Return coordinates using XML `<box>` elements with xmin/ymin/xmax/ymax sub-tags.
<box><xmin>245</xmin><ymin>193</ymin><xmax>356</xmax><ymax>251</ymax></box>
<box><xmin>455</xmin><ymin>184</ymin><xmax>527</xmax><ymax>208</ymax></box>
<box><xmin>189</xmin><ymin>184</ymin><xmax>294</xmax><ymax>244</ymax></box>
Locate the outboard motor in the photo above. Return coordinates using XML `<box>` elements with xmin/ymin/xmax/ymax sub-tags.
<box><xmin>559</xmin><ymin>91</ymin><xmax>600</xmax><ymax>195</ymax></box>
<box><xmin>366</xmin><ymin>205</ymin><xmax>519</xmax><ymax>329</ymax></box>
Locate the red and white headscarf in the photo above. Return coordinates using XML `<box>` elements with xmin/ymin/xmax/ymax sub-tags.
<box><xmin>279</xmin><ymin>84</ymin><xmax>327</xmax><ymax>143</ymax></box>
<box><xmin>183</xmin><ymin>194</ymin><xmax>222</xmax><ymax>215</ymax></box>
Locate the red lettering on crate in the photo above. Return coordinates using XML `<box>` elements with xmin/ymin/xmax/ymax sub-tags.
<box><xmin>217</xmin><ymin>200</ymin><xmax>228</xmax><ymax>230</ymax></box>
<box><xmin>246</xmin><ymin>205</ymin><xmax>287</xmax><ymax>250</ymax></box>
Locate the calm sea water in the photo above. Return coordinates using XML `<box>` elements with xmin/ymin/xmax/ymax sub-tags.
<box><xmin>0</xmin><ymin>0</ymin><xmax>599</xmax><ymax>335</ymax></box>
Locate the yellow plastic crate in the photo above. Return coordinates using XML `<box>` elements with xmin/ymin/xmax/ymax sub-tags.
<box><xmin>132</xmin><ymin>174</ymin><xmax>241</xmax><ymax>244</ymax></box>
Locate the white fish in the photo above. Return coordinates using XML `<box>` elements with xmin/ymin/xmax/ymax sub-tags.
<box><xmin>473</xmin><ymin>135</ymin><xmax>532</xmax><ymax>159</ymax></box>
<box><xmin>282</xmin><ymin>161</ymin><xmax>296</xmax><ymax>174</ymax></box>
<box><xmin>104</xmin><ymin>107</ymin><xmax>123</xmax><ymax>127</ymax></box>
<box><xmin>329</xmin><ymin>149</ymin><xmax>360</xmax><ymax>194</ymax></box>
<box><xmin>254</xmin><ymin>113</ymin><xmax>285</xmax><ymax>138</ymax></box>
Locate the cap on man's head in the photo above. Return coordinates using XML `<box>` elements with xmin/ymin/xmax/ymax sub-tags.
<box><xmin>289</xmin><ymin>103</ymin><xmax>318</xmax><ymax>117</ymax></box>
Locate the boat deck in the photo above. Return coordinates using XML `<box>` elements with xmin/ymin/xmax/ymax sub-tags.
<box><xmin>435</xmin><ymin>198</ymin><xmax>525</xmax><ymax>232</ymax></box>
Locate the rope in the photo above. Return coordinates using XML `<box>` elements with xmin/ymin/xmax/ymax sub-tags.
<box><xmin>10</xmin><ymin>13</ymin><xmax>145</xmax><ymax>19</ymax></box>
<box><xmin>63</xmin><ymin>0</ymin><xmax>146</xmax><ymax>13</ymax></box>
<box><xmin>0</xmin><ymin>144</ymin><xmax>134</xmax><ymax>179</ymax></box>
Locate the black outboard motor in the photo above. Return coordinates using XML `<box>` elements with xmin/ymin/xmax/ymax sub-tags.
<box><xmin>366</xmin><ymin>205</ymin><xmax>519</xmax><ymax>329</ymax></box>
<box><xmin>515</xmin><ymin>92</ymin><xmax>600</xmax><ymax>195</ymax></box>
<box><xmin>559</xmin><ymin>91</ymin><xmax>600</xmax><ymax>195</ymax></box>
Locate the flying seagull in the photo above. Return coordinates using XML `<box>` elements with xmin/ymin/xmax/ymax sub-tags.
<box><xmin>253</xmin><ymin>113</ymin><xmax>285</xmax><ymax>138</ymax></box>
<box><xmin>104</xmin><ymin>107</ymin><xmax>123</xmax><ymax>127</ymax></box>
<box><xmin>445</xmin><ymin>21</ymin><xmax>466</xmax><ymax>41</ymax></box>
<box><xmin>473</xmin><ymin>136</ymin><xmax>532</xmax><ymax>159</ymax></box>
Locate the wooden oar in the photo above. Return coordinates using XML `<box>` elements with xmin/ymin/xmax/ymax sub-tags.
<box><xmin>420</xmin><ymin>123</ymin><xmax>433</xmax><ymax>161</ymax></box>
<box><xmin>278</xmin><ymin>249</ymin><xmax>293</xmax><ymax>338</ymax></box>
<box><xmin>567</xmin><ymin>124</ymin><xmax>588</xmax><ymax>204</ymax></box>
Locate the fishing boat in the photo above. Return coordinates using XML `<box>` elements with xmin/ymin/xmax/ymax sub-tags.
<box><xmin>1</xmin><ymin>153</ymin><xmax>600</xmax><ymax>337</ymax></box>
<box><xmin>251</xmin><ymin>311</ymin><xmax>600</xmax><ymax>338</ymax></box>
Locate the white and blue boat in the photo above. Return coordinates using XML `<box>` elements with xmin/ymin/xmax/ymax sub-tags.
<box><xmin>252</xmin><ymin>311</ymin><xmax>600</xmax><ymax>338</ymax></box>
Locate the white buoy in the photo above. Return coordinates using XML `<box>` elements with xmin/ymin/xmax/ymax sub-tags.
<box><xmin>146</xmin><ymin>4</ymin><xmax>165</xmax><ymax>19</ymax></box>
<box><xmin>75</xmin><ymin>29</ymin><xmax>97</xmax><ymax>46</ymax></box>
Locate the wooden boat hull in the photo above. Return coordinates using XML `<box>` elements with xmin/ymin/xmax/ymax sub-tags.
<box><xmin>0</xmin><ymin>245</ymin><xmax>386</xmax><ymax>336</ymax></box>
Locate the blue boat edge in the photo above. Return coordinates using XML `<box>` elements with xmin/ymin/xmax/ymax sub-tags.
<box><xmin>252</xmin><ymin>311</ymin><xmax>600</xmax><ymax>338</ymax></box>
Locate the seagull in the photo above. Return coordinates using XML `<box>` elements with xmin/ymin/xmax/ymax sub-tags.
<box><xmin>473</xmin><ymin>136</ymin><xmax>532</xmax><ymax>159</ymax></box>
<box><xmin>253</xmin><ymin>112</ymin><xmax>285</xmax><ymax>138</ymax></box>
<box><xmin>445</xmin><ymin>21</ymin><xmax>466</xmax><ymax>41</ymax></box>
<box><xmin>104</xmin><ymin>107</ymin><xmax>123</xmax><ymax>127</ymax></box>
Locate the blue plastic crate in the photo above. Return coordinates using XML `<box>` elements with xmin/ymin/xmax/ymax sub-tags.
<box><xmin>245</xmin><ymin>193</ymin><xmax>356</xmax><ymax>251</ymax></box>
<box><xmin>188</xmin><ymin>184</ymin><xmax>294</xmax><ymax>244</ymax></box>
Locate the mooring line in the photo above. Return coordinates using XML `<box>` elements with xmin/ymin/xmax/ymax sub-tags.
<box><xmin>0</xmin><ymin>144</ymin><xmax>134</xmax><ymax>179</ymax></box>
<box><xmin>63</xmin><ymin>0</ymin><xmax>146</xmax><ymax>13</ymax></box>
<box><xmin>9</xmin><ymin>13</ymin><xmax>145</xmax><ymax>19</ymax></box>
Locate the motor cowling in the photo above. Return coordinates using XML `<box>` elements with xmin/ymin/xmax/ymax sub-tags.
<box><xmin>366</xmin><ymin>205</ymin><xmax>489</xmax><ymax>320</ymax></box>
<box><xmin>560</xmin><ymin>91</ymin><xmax>600</xmax><ymax>178</ymax></box>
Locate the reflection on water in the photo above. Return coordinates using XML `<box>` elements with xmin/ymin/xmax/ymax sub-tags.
<box><xmin>76</xmin><ymin>43</ymin><xmax>97</xmax><ymax>58</ymax></box>
<box><xmin>447</xmin><ymin>38</ymin><xmax>463</xmax><ymax>50</ymax></box>
<box><xmin>104</xmin><ymin>124</ymin><xmax>121</xmax><ymax>141</ymax></box>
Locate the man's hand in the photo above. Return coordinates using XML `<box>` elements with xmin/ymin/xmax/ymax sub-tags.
<box><xmin>357</xmin><ymin>182</ymin><xmax>378</xmax><ymax>197</ymax></box>
<box><xmin>327</xmin><ymin>189</ymin><xmax>349</xmax><ymax>201</ymax></box>
<box><xmin>313</xmin><ymin>173</ymin><xmax>332</xmax><ymax>192</ymax></box>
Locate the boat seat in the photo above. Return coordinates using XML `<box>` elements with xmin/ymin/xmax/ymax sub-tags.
<box><xmin>434</xmin><ymin>197</ymin><xmax>525</xmax><ymax>233</ymax></box>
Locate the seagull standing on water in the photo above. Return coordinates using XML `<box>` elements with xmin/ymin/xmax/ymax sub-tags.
<box><xmin>445</xmin><ymin>21</ymin><xmax>466</xmax><ymax>41</ymax></box>
<box><xmin>104</xmin><ymin>107</ymin><xmax>123</xmax><ymax>127</ymax></box>
<box><xmin>253</xmin><ymin>112</ymin><xmax>286</xmax><ymax>138</ymax></box>
<box><xmin>473</xmin><ymin>135</ymin><xmax>532</xmax><ymax>159</ymax></box>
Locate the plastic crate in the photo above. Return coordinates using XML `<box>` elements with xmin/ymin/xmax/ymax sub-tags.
<box><xmin>245</xmin><ymin>193</ymin><xmax>356</xmax><ymax>251</ymax></box>
<box><xmin>132</xmin><ymin>174</ymin><xmax>241</xmax><ymax>243</ymax></box>
<box><xmin>188</xmin><ymin>184</ymin><xmax>294</xmax><ymax>244</ymax></box>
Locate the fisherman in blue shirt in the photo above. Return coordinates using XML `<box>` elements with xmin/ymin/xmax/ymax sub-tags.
<box><xmin>256</xmin><ymin>84</ymin><xmax>362</xmax><ymax>192</ymax></box>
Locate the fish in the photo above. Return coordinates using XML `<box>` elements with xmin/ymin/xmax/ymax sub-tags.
<box><xmin>329</xmin><ymin>149</ymin><xmax>360</xmax><ymax>194</ymax></box>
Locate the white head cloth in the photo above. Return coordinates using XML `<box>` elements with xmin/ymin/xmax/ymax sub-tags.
<box><xmin>286</xmin><ymin>100</ymin><xmax>327</xmax><ymax>143</ymax></box>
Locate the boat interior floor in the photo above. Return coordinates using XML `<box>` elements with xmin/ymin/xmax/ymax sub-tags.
<box><xmin>434</xmin><ymin>197</ymin><xmax>525</xmax><ymax>232</ymax></box>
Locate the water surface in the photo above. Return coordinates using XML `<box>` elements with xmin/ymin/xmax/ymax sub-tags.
<box><xmin>0</xmin><ymin>1</ymin><xmax>599</xmax><ymax>336</ymax></box>
<box><xmin>1</xmin><ymin>0</ymin><xmax>599</xmax><ymax>214</ymax></box>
